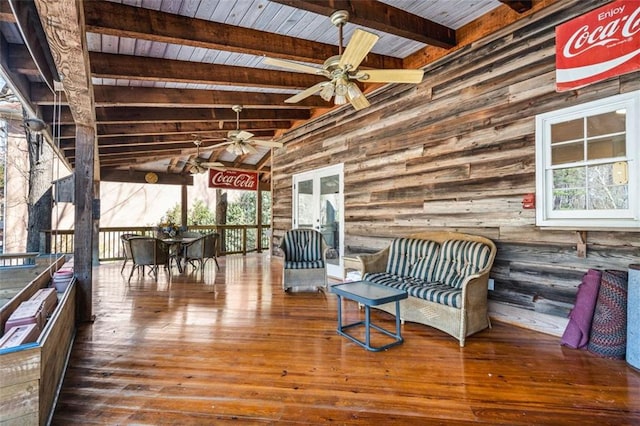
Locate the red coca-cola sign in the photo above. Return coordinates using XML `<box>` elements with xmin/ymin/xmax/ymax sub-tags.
<box><xmin>208</xmin><ymin>169</ymin><xmax>258</xmax><ymax>191</ymax></box>
<box><xmin>556</xmin><ymin>1</ymin><xmax>640</xmax><ymax>91</ymax></box>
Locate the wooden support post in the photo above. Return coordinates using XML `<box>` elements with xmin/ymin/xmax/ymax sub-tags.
<box><xmin>181</xmin><ymin>184</ymin><xmax>188</xmax><ymax>228</ymax></box>
<box><xmin>257</xmin><ymin>188</ymin><xmax>263</xmax><ymax>253</ymax></box>
<box><xmin>74</xmin><ymin>124</ymin><xmax>94</xmax><ymax>322</ymax></box>
<box><xmin>576</xmin><ymin>231</ymin><xmax>587</xmax><ymax>258</ymax></box>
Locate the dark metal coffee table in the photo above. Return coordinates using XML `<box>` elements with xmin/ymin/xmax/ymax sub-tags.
<box><xmin>330</xmin><ymin>281</ymin><xmax>408</xmax><ymax>351</ymax></box>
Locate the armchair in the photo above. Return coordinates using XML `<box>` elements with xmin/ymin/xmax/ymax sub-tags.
<box><xmin>182</xmin><ymin>233</ymin><xmax>220</xmax><ymax>271</ymax></box>
<box><xmin>128</xmin><ymin>237</ymin><xmax>171</xmax><ymax>282</ymax></box>
<box><xmin>120</xmin><ymin>233</ymin><xmax>139</xmax><ymax>274</ymax></box>
<box><xmin>279</xmin><ymin>228</ymin><xmax>328</xmax><ymax>292</ymax></box>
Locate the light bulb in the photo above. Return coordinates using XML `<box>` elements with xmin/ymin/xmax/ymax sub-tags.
<box><xmin>320</xmin><ymin>84</ymin><xmax>334</xmax><ymax>101</ymax></box>
<box><xmin>335</xmin><ymin>77</ymin><xmax>348</xmax><ymax>96</ymax></box>
<box><xmin>346</xmin><ymin>82</ymin><xmax>362</xmax><ymax>100</ymax></box>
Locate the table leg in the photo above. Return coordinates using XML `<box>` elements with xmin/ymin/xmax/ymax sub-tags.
<box><xmin>336</xmin><ymin>295</ymin><xmax>343</xmax><ymax>332</ymax></box>
<box><xmin>365</xmin><ymin>305</ymin><xmax>371</xmax><ymax>349</ymax></box>
<box><xmin>395</xmin><ymin>300</ymin><xmax>401</xmax><ymax>337</ymax></box>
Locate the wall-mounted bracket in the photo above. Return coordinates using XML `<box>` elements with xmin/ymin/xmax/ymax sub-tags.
<box><xmin>576</xmin><ymin>231</ymin><xmax>587</xmax><ymax>258</ymax></box>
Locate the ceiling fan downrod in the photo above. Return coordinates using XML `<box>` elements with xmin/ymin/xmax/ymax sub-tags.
<box><xmin>330</xmin><ymin>10</ymin><xmax>349</xmax><ymax>56</ymax></box>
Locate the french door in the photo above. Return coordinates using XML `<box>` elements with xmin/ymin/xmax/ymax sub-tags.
<box><xmin>292</xmin><ymin>164</ymin><xmax>344</xmax><ymax>278</ymax></box>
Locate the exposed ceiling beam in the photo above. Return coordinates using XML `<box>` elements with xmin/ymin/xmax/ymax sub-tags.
<box><xmin>90</xmin><ymin>52</ymin><xmax>325</xmax><ymax>90</ymax></box>
<box><xmin>95</xmin><ymin>121</ymin><xmax>293</xmax><ymax>138</ymax></box>
<box><xmin>0</xmin><ymin>1</ymin><xmax>16</xmax><ymax>22</ymax></box>
<box><xmin>271</xmin><ymin>0</ymin><xmax>456</xmax><ymax>48</ymax></box>
<box><xmin>30</xmin><ymin>84</ymin><xmax>331</xmax><ymax>108</ymax></box>
<box><xmin>499</xmin><ymin>1</ymin><xmax>533</xmax><ymax>13</ymax></box>
<box><xmin>83</xmin><ymin>1</ymin><xmax>402</xmax><ymax>70</ymax></box>
<box><xmin>8</xmin><ymin>0</ymin><xmax>59</xmax><ymax>91</ymax></box>
<box><xmin>92</xmin><ymin>131</ymin><xmax>276</xmax><ymax>149</ymax></box>
<box><xmin>44</xmin><ymin>106</ymin><xmax>311</xmax><ymax>125</ymax></box>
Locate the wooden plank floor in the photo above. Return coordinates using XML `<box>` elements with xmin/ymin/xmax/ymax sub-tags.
<box><xmin>52</xmin><ymin>254</ymin><xmax>640</xmax><ymax>425</ymax></box>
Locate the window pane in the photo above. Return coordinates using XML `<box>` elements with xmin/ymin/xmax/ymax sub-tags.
<box><xmin>587</xmin><ymin>135</ymin><xmax>626</xmax><ymax>160</ymax></box>
<box><xmin>551</xmin><ymin>118</ymin><xmax>583</xmax><ymax>143</ymax></box>
<box><xmin>553</xmin><ymin>188</ymin><xmax>586</xmax><ymax>210</ymax></box>
<box><xmin>553</xmin><ymin>167</ymin><xmax>585</xmax><ymax>188</ymax></box>
<box><xmin>587</xmin><ymin>164</ymin><xmax>629</xmax><ymax>210</ymax></box>
<box><xmin>551</xmin><ymin>141</ymin><xmax>583</xmax><ymax>165</ymax></box>
<box><xmin>587</xmin><ymin>111</ymin><xmax>625</xmax><ymax>137</ymax></box>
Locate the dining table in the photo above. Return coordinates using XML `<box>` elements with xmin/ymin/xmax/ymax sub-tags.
<box><xmin>161</xmin><ymin>237</ymin><xmax>198</xmax><ymax>273</ymax></box>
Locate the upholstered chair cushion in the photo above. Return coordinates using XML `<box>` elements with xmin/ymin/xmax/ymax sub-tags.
<box><xmin>433</xmin><ymin>240</ymin><xmax>492</xmax><ymax>288</ymax></box>
<box><xmin>386</xmin><ymin>238</ymin><xmax>440</xmax><ymax>280</ymax></box>
<box><xmin>283</xmin><ymin>229</ymin><xmax>323</xmax><ymax>262</ymax></box>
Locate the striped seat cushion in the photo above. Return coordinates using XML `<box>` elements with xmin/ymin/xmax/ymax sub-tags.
<box><xmin>386</xmin><ymin>238</ymin><xmax>441</xmax><ymax>281</ymax></box>
<box><xmin>285</xmin><ymin>260</ymin><xmax>325</xmax><ymax>269</ymax></box>
<box><xmin>433</xmin><ymin>240</ymin><xmax>492</xmax><ymax>289</ymax></box>
<box><xmin>282</xmin><ymin>230</ymin><xmax>323</xmax><ymax>262</ymax></box>
<box><xmin>363</xmin><ymin>272</ymin><xmax>408</xmax><ymax>290</ymax></box>
<box><xmin>402</xmin><ymin>277</ymin><xmax>462</xmax><ymax>308</ymax></box>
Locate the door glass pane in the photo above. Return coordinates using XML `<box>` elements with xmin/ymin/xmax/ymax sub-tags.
<box><xmin>320</xmin><ymin>174</ymin><xmax>340</xmax><ymax>267</ymax></box>
<box><xmin>296</xmin><ymin>179</ymin><xmax>313</xmax><ymax>228</ymax></box>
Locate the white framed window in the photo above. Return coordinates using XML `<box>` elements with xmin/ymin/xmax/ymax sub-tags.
<box><xmin>535</xmin><ymin>91</ymin><xmax>639</xmax><ymax>228</ymax></box>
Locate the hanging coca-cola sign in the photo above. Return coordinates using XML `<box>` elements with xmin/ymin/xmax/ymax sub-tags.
<box><xmin>555</xmin><ymin>0</ymin><xmax>640</xmax><ymax>92</ymax></box>
<box><xmin>208</xmin><ymin>169</ymin><xmax>259</xmax><ymax>191</ymax></box>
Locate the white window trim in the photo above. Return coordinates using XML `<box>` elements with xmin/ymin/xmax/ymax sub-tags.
<box><xmin>535</xmin><ymin>90</ymin><xmax>640</xmax><ymax>229</ymax></box>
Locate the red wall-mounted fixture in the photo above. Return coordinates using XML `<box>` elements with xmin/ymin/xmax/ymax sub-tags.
<box><xmin>522</xmin><ymin>193</ymin><xmax>535</xmax><ymax>209</ymax></box>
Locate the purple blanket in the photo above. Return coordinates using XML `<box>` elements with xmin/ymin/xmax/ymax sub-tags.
<box><xmin>561</xmin><ymin>269</ymin><xmax>602</xmax><ymax>349</ymax></box>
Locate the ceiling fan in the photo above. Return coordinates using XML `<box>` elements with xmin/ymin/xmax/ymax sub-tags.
<box><xmin>210</xmin><ymin>105</ymin><xmax>283</xmax><ymax>156</ymax></box>
<box><xmin>263</xmin><ymin>10</ymin><xmax>424</xmax><ymax>111</ymax></box>
<box><xmin>186</xmin><ymin>137</ymin><xmax>225</xmax><ymax>174</ymax></box>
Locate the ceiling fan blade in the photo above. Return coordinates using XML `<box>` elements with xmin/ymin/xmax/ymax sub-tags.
<box><xmin>339</xmin><ymin>29</ymin><xmax>379</xmax><ymax>71</ymax></box>
<box><xmin>346</xmin><ymin>84</ymin><xmax>370</xmax><ymax>110</ymax></box>
<box><xmin>200</xmin><ymin>161</ymin><xmax>225</xmax><ymax>168</ymax></box>
<box><xmin>285</xmin><ymin>82</ymin><xmax>329</xmax><ymax>104</ymax></box>
<box><xmin>252</xmin><ymin>140</ymin><xmax>284</xmax><ymax>148</ymax></box>
<box><xmin>243</xmin><ymin>143</ymin><xmax>258</xmax><ymax>155</ymax></box>
<box><xmin>357</xmin><ymin>69</ymin><xmax>424</xmax><ymax>84</ymax></box>
<box><xmin>236</xmin><ymin>130</ymin><xmax>254</xmax><ymax>141</ymax></box>
<box><xmin>263</xmin><ymin>57</ymin><xmax>322</xmax><ymax>75</ymax></box>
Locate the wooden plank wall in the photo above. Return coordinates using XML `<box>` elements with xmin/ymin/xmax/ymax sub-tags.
<box><xmin>272</xmin><ymin>1</ymin><xmax>640</xmax><ymax>330</ymax></box>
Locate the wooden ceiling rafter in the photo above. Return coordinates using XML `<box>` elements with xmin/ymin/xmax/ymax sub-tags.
<box><xmin>30</xmin><ymin>84</ymin><xmax>332</xmax><ymax>109</ymax></box>
<box><xmin>499</xmin><ymin>1</ymin><xmax>534</xmax><ymax>13</ymax></box>
<box><xmin>90</xmin><ymin>52</ymin><xmax>325</xmax><ymax>90</ymax></box>
<box><xmin>270</xmin><ymin>0</ymin><xmax>456</xmax><ymax>48</ymax></box>
<box><xmin>83</xmin><ymin>1</ymin><xmax>402</xmax><ymax>70</ymax></box>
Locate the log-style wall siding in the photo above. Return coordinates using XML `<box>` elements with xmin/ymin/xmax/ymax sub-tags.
<box><xmin>272</xmin><ymin>2</ymin><xmax>640</xmax><ymax>323</ymax></box>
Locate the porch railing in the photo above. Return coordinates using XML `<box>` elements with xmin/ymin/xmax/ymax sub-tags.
<box><xmin>40</xmin><ymin>225</ymin><xmax>271</xmax><ymax>261</ymax></box>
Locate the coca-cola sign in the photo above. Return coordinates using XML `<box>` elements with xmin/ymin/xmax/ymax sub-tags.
<box><xmin>556</xmin><ymin>1</ymin><xmax>640</xmax><ymax>91</ymax></box>
<box><xmin>208</xmin><ymin>169</ymin><xmax>258</xmax><ymax>191</ymax></box>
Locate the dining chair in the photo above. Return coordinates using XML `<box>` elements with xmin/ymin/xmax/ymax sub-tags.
<box><xmin>182</xmin><ymin>232</ymin><xmax>220</xmax><ymax>271</ymax></box>
<box><xmin>127</xmin><ymin>236</ymin><xmax>171</xmax><ymax>283</ymax></box>
<box><xmin>120</xmin><ymin>233</ymin><xmax>139</xmax><ymax>274</ymax></box>
<box><xmin>279</xmin><ymin>228</ymin><xmax>328</xmax><ymax>292</ymax></box>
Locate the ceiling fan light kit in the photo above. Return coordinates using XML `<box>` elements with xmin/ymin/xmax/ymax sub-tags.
<box><xmin>263</xmin><ymin>10</ymin><xmax>424</xmax><ymax>111</ymax></box>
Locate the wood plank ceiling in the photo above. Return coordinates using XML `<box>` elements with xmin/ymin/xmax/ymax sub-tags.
<box><xmin>0</xmin><ymin>0</ymin><xmax>533</xmax><ymax>184</ymax></box>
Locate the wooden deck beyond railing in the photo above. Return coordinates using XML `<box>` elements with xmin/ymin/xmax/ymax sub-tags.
<box><xmin>50</xmin><ymin>254</ymin><xmax>640</xmax><ymax>425</ymax></box>
<box><xmin>40</xmin><ymin>225</ymin><xmax>271</xmax><ymax>260</ymax></box>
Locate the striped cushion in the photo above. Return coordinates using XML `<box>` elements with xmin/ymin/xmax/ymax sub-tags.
<box><xmin>363</xmin><ymin>272</ymin><xmax>408</xmax><ymax>290</ymax></box>
<box><xmin>386</xmin><ymin>238</ymin><xmax>441</xmax><ymax>279</ymax></box>
<box><xmin>433</xmin><ymin>240</ymin><xmax>492</xmax><ymax>288</ymax></box>
<box><xmin>285</xmin><ymin>260</ymin><xmax>324</xmax><ymax>269</ymax></box>
<box><xmin>283</xmin><ymin>230</ymin><xmax>323</xmax><ymax>262</ymax></box>
<box><xmin>403</xmin><ymin>278</ymin><xmax>462</xmax><ymax>308</ymax></box>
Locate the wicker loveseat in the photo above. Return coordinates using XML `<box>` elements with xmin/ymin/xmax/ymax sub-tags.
<box><xmin>357</xmin><ymin>231</ymin><xmax>497</xmax><ymax>346</ymax></box>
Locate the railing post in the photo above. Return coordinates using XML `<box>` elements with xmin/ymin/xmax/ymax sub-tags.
<box><xmin>242</xmin><ymin>227</ymin><xmax>247</xmax><ymax>255</ymax></box>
